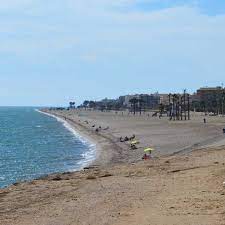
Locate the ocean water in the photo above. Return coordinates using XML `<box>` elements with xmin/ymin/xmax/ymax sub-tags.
<box><xmin>0</xmin><ymin>107</ymin><xmax>95</xmax><ymax>188</ymax></box>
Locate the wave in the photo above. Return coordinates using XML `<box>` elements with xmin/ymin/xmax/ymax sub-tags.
<box><xmin>35</xmin><ymin>109</ymin><xmax>96</xmax><ymax>171</ymax></box>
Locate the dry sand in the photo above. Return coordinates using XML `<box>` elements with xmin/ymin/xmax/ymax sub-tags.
<box><xmin>1</xmin><ymin>109</ymin><xmax>225</xmax><ymax>225</ymax></box>
<box><xmin>46</xmin><ymin>109</ymin><xmax>225</xmax><ymax>163</ymax></box>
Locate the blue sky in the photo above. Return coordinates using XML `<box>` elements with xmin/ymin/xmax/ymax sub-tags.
<box><xmin>0</xmin><ymin>0</ymin><xmax>225</xmax><ymax>106</ymax></box>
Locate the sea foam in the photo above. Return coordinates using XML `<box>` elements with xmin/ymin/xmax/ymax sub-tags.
<box><xmin>36</xmin><ymin>109</ymin><xmax>96</xmax><ymax>171</ymax></box>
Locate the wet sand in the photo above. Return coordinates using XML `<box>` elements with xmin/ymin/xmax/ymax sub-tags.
<box><xmin>1</xmin><ymin>109</ymin><xmax>225</xmax><ymax>225</ymax></box>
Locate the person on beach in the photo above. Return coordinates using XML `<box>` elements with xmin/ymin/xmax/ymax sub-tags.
<box><xmin>131</xmin><ymin>143</ymin><xmax>137</xmax><ymax>149</ymax></box>
<box><xmin>204</xmin><ymin>118</ymin><xmax>206</xmax><ymax>123</ymax></box>
<box><xmin>142</xmin><ymin>154</ymin><xmax>150</xmax><ymax>160</ymax></box>
<box><xmin>124</xmin><ymin>136</ymin><xmax>129</xmax><ymax>142</ymax></box>
<box><xmin>130</xmin><ymin>134</ymin><xmax>135</xmax><ymax>140</ymax></box>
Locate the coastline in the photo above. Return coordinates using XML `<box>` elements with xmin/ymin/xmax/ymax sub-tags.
<box><xmin>43</xmin><ymin>109</ymin><xmax>225</xmax><ymax>157</ymax></box>
<box><xmin>39</xmin><ymin>109</ymin><xmax>225</xmax><ymax>166</ymax></box>
<box><xmin>39</xmin><ymin>109</ymin><xmax>127</xmax><ymax>168</ymax></box>
<box><xmin>1</xmin><ymin>109</ymin><xmax>225</xmax><ymax>224</ymax></box>
<box><xmin>36</xmin><ymin>109</ymin><xmax>97</xmax><ymax>170</ymax></box>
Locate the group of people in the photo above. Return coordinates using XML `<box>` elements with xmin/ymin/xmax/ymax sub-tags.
<box><xmin>119</xmin><ymin>134</ymin><xmax>136</xmax><ymax>142</ymax></box>
<box><xmin>81</xmin><ymin>120</ymin><xmax>110</xmax><ymax>133</ymax></box>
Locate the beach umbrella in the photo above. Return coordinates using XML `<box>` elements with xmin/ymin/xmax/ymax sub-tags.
<box><xmin>144</xmin><ymin>147</ymin><xmax>154</xmax><ymax>152</ymax></box>
<box><xmin>131</xmin><ymin>140</ymin><xmax>139</xmax><ymax>145</ymax></box>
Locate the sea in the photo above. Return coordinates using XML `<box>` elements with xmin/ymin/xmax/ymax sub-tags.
<box><xmin>0</xmin><ymin>107</ymin><xmax>96</xmax><ymax>188</ymax></box>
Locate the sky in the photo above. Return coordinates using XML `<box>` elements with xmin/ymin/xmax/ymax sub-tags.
<box><xmin>1</xmin><ymin>0</ymin><xmax>225</xmax><ymax>106</ymax></box>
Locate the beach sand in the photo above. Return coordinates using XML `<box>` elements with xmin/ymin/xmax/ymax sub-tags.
<box><xmin>45</xmin><ymin>109</ymin><xmax>225</xmax><ymax>164</ymax></box>
<box><xmin>1</xmin><ymin>109</ymin><xmax>225</xmax><ymax>225</ymax></box>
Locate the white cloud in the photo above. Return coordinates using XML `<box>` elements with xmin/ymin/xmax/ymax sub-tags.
<box><xmin>1</xmin><ymin>0</ymin><xmax>225</xmax><ymax>105</ymax></box>
<box><xmin>0</xmin><ymin>0</ymin><xmax>225</xmax><ymax>67</ymax></box>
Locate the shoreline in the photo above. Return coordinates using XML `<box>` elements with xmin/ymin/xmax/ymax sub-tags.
<box><xmin>44</xmin><ymin>109</ymin><xmax>225</xmax><ymax>156</ymax></box>
<box><xmin>39</xmin><ymin>109</ymin><xmax>127</xmax><ymax>168</ymax></box>
<box><xmin>1</xmin><ymin>108</ymin><xmax>127</xmax><ymax>190</ymax></box>
<box><xmin>36</xmin><ymin>109</ymin><xmax>98</xmax><ymax>170</ymax></box>
<box><xmin>2</xmin><ymin>108</ymin><xmax>224</xmax><ymax>190</ymax></box>
<box><xmin>41</xmin><ymin>109</ymin><xmax>225</xmax><ymax>162</ymax></box>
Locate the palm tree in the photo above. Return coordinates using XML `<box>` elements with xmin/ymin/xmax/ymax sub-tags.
<box><xmin>159</xmin><ymin>103</ymin><xmax>165</xmax><ymax>117</ymax></box>
<box><xmin>222</xmin><ymin>92</ymin><xmax>225</xmax><ymax>116</ymax></box>
<box><xmin>129</xmin><ymin>98</ymin><xmax>138</xmax><ymax>115</ymax></box>
<box><xmin>168</xmin><ymin>93</ymin><xmax>172</xmax><ymax>118</ymax></box>
<box><xmin>83</xmin><ymin>100</ymin><xmax>89</xmax><ymax>110</ymax></box>
<box><xmin>200</xmin><ymin>100</ymin><xmax>206</xmax><ymax>115</ymax></box>
<box><xmin>138</xmin><ymin>98</ymin><xmax>145</xmax><ymax>115</ymax></box>
<box><xmin>89</xmin><ymin>101</ymin><xmax>96</xmax><ymax>109</ymax></box>
<box><xmin>69</xmin><ymin>102</ymin><xmax>75</xmax><ymax>109</ymax></box>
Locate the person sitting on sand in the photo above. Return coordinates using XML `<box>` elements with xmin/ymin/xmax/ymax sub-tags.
<box><xmin>142</xmin><ymin>154</ymin><xmax>150</xmax><ymax>160</ymax></box>
<box><xmin>124</xmin><ymin>136</ymin><xmax>129</xmax><ymax>142</ymax></box>
<box><xmin>120</xmin><ymin>137</ymin><xmax>124</xmax><ymax>142</ymax></box>
<box><xmin>130</xmin><ymin>134</ymin><xmax>135</xmax><ymax>140</ymax></box>
<box><xmin>131</xmin><ymin>144</ymin><xmax>137</xmax><ymax>150</ymax></box>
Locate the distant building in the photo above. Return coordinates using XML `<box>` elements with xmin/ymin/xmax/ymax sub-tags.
<box><xmin>159</xmin><ymin>94</ymin><xmax>169</xmax><ymax>105</ymax></box>
<box><xmin>195</xmin><ymin>86</ymin><xmax>225</xmax><ymax>113</ymax></box>
<box><xmin>121</xmin><ymin>93</ymin><xmax>160</xmax><ymax>109</ymax></box>
<box><xmin>123</xmin><ymin>95</ymin><xmax>139</xmax><ymax>108</ymax></box>
<box><xmin>189</xmin><ymin>93</ymin><xmax>200</xmax><ymax>103</ymax></box>
<box><xmin>145</xmin><ymin>94</ymin><xmax>160</xmax><ymax>109</ymax></box>
<box><xmin>197</xmin><ymin>87</ymin><xmax>223</xmax><ymax>99</ymax></box>
<box><xmin>118</xmin><ymin>96</ymin><xmax>125</xmax><ymax>105</ymax></box>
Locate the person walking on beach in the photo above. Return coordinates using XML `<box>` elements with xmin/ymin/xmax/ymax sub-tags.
<box><xmin>204</xmin><ymin>118</ymin><xmax>206</xmax><ymax>123</ymax></box>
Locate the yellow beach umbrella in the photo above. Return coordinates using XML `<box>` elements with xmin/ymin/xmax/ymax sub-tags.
<box><xmin>131</xmin><ymin>140</ymin><xmax>139</xmax><ymax>145</ymax></box>
<box><xmin>144</xmin><ymin>147</ymin><xmax>154</xmax><ymax>152</ymax></box>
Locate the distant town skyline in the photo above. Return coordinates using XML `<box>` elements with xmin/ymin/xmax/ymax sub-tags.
<box><xmin>0</xmin><ymin>1</ymin><xmax>225</xmax><ymax>106</ymax></box>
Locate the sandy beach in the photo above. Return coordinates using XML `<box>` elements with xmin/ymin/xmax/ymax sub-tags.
<box><xmin>45</xmin><ymin>109</ymin><xmax>225</xmax><ymax>164</ymax></box>
<box><xmin>1</xmin><ymin>109</ymin><xmax>225</xmax><ymax>225</ymax></box>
